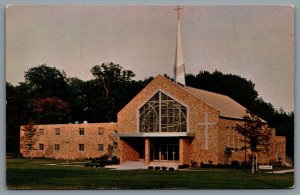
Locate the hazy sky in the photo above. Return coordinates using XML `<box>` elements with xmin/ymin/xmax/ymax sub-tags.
<box><xmin>6</xmin><ymin>5</ymin><xmax>294</xmax><ymax>112</ymax></box>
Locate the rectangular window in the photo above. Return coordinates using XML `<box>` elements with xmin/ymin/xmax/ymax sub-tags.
<box><xmin>98</xmin><ymin>127</ymin><xmax>104</xmax><ymax>135</ymax></box>
<box><xmin>39</xmin><ymin>128</ymin><xmax>44</xmax><ymax>135</ymax></box>
<box><xmin>55</xmin><ymin>128</ymin><xmax>60</xmax><ymax>135</ymax></box>
<box><xmin>55</xmin><ymin>144</ymin><xmax>60</xmax><ymax>151</ymax></box>
<box><xmin>39</xmin><ymin>143</ymin><xmax>44</xmax><ymax>150</ymax></box>
<box><xmin>79</xmin><ymin>128</ymin><xmax>84</xmax><ymax>135</ymax></box>
<box><xmin>26</xmin><ymin>144</ymin><xmax>32</xmax><ymax>150</ymax></box>
<box><xmin>79</xmin><ymin>144</ymin><xmax>84</xmax><ymax>151</ymax></box>
<box><xmin>98</xmin><ymin>144</ymin><xmax>104</xmax><ymax>151</ymax></box>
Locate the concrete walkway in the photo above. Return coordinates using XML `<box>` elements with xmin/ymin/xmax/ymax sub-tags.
<box><xmin>105</xmin><ymin>161</ymin><xmax>148</xmax><ymax>170</ymax></box>
<box><xmin>268</xmin><ymin>169</ymin><xmax>294</xmax><ymax>174</ymax></box>
<box><xmin>105</xmin><ymin>161</ymin><xmax>180</xmax><ymax>170</ymax></box>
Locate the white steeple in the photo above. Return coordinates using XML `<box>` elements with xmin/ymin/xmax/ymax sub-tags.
<box><xmin>174</xmin><ymin>5</ymin><xmax>186</xmax><ymax>86</ymax></box>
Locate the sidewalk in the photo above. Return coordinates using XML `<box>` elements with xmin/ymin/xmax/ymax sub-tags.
<box><xmin>268</xmin><ymin>169</ymin><xmax>294</xmax><ymax>174</ymax></box>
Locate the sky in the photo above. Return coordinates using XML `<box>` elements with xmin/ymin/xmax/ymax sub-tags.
<box><xmin>6</xmin><ymin>5</ymin><xmax>294</xmax><ymax>112</ymax></box>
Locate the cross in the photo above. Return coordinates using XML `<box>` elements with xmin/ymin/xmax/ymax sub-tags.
<box><xmin>198</xmin><ymin>112</ymin><xmax>216</xmax><ymax>150</ymax></box>
<box><xmin>174</xmin><ymin>5</ymin><xmax>183</xmax><ymax>20</ymax></box>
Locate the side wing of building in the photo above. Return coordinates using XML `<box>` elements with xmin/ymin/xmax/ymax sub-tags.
<box><xmin>20</xmin><ymin>123</ymin><xmax>117</xmax><ymax>160</ymax></box>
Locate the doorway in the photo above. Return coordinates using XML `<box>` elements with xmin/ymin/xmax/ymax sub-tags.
<box><xmin>150</xmin><ymin>139</ymin><xmax>179</xmax><ymax>161</ymax></box>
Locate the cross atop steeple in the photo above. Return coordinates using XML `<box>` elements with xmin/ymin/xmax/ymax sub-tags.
<box><xmin>174</xmin><ymin>5</ymin><xmax>183</xmax><ymax>20</ymax></box>
<box><xmin>174</xmin><ymin>5</ymin><xmax>186</xmax><ymax>86</ymax></box>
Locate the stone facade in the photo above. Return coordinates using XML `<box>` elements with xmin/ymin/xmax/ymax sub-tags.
<box><xmin>20</xmin><ymin>75</ymin><xmax>286</xmax><ymax>166</ymax></box>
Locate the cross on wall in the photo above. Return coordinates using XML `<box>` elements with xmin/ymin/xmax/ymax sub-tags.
<box><xmin>198</xmin><ymin>112</ymin><xmax>216</xmax><ymax>150</ymax></box>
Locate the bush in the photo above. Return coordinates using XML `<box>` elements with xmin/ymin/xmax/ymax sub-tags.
<box><xmin>155</xmin><ymin>166</ymin><xmax>161</xmax><ymax>170</ymax></box>
<box><xmin>162</xmin><ymin>166</ymin><xmax>167</xmax><ymax>170</ymax></box>
<box><xmin>241</xmin><ymin>162</ymin><xmax>251</xmax><ymax>169</ymax></box>
<box><xmin>99</xmin><ymin>154</ymin><xmax>109</xmax><ymax>160</ymax></box>
<box><xmin>178</xmin><ymin>164</ymin><xmax>189</xmax><ymax>169</ymax></box>
<box><xmin>84</xmin><ymin>163</ymin><xmax>90</xmax><ymax>167</ymax></box>
<box><xmin>148</xmin><ymin>166</ymin><xmax>153</xmax><ymax>170</ymax></box>
<box><xmin>231</xmin><ymin>160</ymin><xmax>240</xmax><ymax>168</ymax></box>
<box><xmin>89</xmin><ymin>163</ymin><xmax>95</xmax><ymax>167</ymax></box>
<box><xmin>191</xmin><ymin>160</ymin><xmax>197</xmax><ymax>167</ymax></box>
<box><xmin>169</xmin><ymin>167</ymin><xmax>175</xmax><ymax>171</ymax></box>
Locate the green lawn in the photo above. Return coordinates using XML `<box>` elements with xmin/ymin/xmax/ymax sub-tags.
<box><xmin>6</xmin><ymin>158</ymin><xmax>294</xmax><ymax>189</ymax></box>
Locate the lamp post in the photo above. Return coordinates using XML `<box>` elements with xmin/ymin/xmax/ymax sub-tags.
<box><xmin>66</xmin><ymin>140</ymin><xmax>69</xmax><ymax>164</ymax></box>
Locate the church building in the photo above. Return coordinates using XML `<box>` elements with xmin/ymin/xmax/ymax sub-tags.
<box><xmin>20</xmin><ymin>6</ymin><xmax>286</xmax><ymax>166</ymax></box>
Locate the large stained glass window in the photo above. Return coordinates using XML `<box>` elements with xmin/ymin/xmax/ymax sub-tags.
<box><xmin>139</xmin><ymin>91</ymin><xmax>187</xmax><ymax>132</ymax></box>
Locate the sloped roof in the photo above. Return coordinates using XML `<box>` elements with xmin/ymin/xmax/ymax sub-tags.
<box><xmin>183</xmin><ymin>85</ymin><xmax>248</xmax><ymax>120</ymax></box>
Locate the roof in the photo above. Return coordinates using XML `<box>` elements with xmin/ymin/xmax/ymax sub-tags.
<box><xmin>183</xmin><ymin>85</ymin><xmax>248</xmax><ymax>120</ymax></box>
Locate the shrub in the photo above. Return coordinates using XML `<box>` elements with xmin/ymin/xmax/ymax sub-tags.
<box><xmin>89</xmin><ymin>163</ymin><xmax>95</xmax><ymax>167</ymax></box>
<box><xmin>169</xmin><ymin>167</ymin><xmax>175</xmax><ymax>171</ymax></box>
<box><xmin>84</xmin><ymin>163</ymin><xmax>90</xmax><ymax>167</ymax></box>
<box><xmin>162</xmin><ymin>166</ymin><xmax>167</xmax><ymax>170</ymax></box>
<box><xmin>178</xmin><ymin>164</ymin><xmax>189</xmax><ymax>169</ymax></box>
<box><xmin>148</xmin><ymin>166</ymin><xmax>153</xmax><ymax>170</ymax></box>
<box><xmin>240</xmin><ymin>162</ymin><xmax>251</xmax><ymax>169</ymax></box>
<box><xmin>231</xmin><ymin>160</ymin><xmax>240</xmax><ymax>168</ymax></box>
<box><xmin>99</xmin><ymin>154</ymin><xmax>109</xmax><ymax>160</ymax></box>
<box><xmin>191</xmin><ymin>160</ymin><xmax>197</xmax><ymax>167</ymax></box>
<box><xmin>155</xmin><ymin>166</ymin><xmax>161</xmax><ymax>170</ymax></box>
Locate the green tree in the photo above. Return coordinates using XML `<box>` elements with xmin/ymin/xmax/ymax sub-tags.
<box><xmin>235</xmin><ymin>112</ymin><xmax>271</xmax><ymax>173</ymax></box>
<box><xmin>6</xmin><ymin>82</ymin><xmax>31</xmax><ymax>154</ymax></box>
<box><xmin>23</xmin><ymin>64</ymin><xmax>69</xmax><ymax>99</ymax></box>
<box><xmin>91</xmin><ymin>62</ymin><xmax>135</xmax><ymax>98</ymax></box>
<box><xmin>89</xmin><ymin>62</ymin><xmax>136</xmax><ymax>121</ymax></box>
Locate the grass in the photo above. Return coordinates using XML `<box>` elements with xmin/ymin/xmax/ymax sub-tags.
<box><xmin>6</xmin><ymin>158</ymin><xmax>294</xmax><ymax>189</ymax></box>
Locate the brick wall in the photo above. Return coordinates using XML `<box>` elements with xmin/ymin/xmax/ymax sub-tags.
<box><xmin>117</xmin><ymin>75</ymin><xmax>221</xmax><ymax>165</ymax></box>
<box><xmin>118</xmin><ymin>138</ymin><xmax>140</xmax><ymax>163</ymax></box>
<box><xmin>20</xmin><ymin>123</ymin><xmax>117</xmax><ymax>160</ymax></box>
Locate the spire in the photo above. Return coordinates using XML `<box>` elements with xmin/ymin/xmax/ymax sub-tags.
<box><xmin>174</xmin><ymin>5</ymin><xmax>186</xmax><ymax>86</ymax></box>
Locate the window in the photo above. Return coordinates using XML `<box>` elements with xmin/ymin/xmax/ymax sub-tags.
<box><xmin>39</xmin><ymin>129</ymin><xmax>44</xmax><ymax>135</ymax></box>
<box><xmin>26</xmin><ymin>144</ymin><xmax>32</xmax><ymax>150</ymax></box>
<box><xmin>39</xmin><ymin>144</ymin><xmax>44</xmax><ymax>150</ymax></box>
<box><xmin>55</xmin><ymin>128</ymin><xmax>60</xmax><ymax>135</ymax></box>
<box><xmin>55</xmin><ymin>144</ymin><xmax>60</xmax><ymax>151</ymax></box>
<box><xmin>98</xmin><ymin>144</ymin><xmax>104</xmax><ymax>151</ymax></box>
<box><xmin>79</xmin><ymin>128</ymin><xmax>84</xmax><ymax>135</ymax></box>
<box><xmin>98</xmin><ymin>127</ymin><xmax>104</xmax><ymax>135</ymax></box>
<box><xmin>79</xmin><ymin>144</ymin><xmax>84</xmax><ymax>151</ymax></box>
<box><xmin>139</xmin><ymin>91</ymin><xmax>187</xmax><ymax>132</ymax></box>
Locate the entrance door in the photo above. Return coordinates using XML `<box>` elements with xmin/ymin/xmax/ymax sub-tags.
<box><xmin>150</xmin><ymin>142</ymin><xmax>179</xmax><ymax>161</ymax></box>
<box><xmin>160</xmin><ymin>144</ymin><xmax>168</xmax><ymax>161</ymax></box>
<box><xmin>150</xmin><ymin>144</ymin><xmax>159</xmax><ymax>161</ymax></box>
<box><xmin>167</xmin><ymin>144</ymin><xmax>179</xmax><ymax>161</ymax></box>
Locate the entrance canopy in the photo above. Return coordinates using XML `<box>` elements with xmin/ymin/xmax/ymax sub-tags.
<box><xmin>117</xmin><ymin>132</ymin><xmax>194</xmax><ymax>138</ymax></box>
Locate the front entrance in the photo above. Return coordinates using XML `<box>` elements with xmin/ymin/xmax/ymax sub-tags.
<box><xmin>150</xmin><ymin>138</ymin><xmax>179</xmax><ymax>161</ymax></box>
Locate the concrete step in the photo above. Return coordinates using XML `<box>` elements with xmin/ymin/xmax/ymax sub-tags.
<box><xmin>148</xmin><ymin>161</ymin><xmax>179</xmax><ymax>170</ymax></box>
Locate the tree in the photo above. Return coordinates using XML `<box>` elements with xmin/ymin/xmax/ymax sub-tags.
<box><xmin>32</xmin><ymin>97</ymin><xmax>71</xmax><ymax>124</ymax></box>
<box><xmin>20</xmin><ymin>120</ymin><xmax>38</xmax><ymax>159</ymax></box>
<box><xmin>186</xmin><ymin>70</ymin><xmax>258</xmax><ymax>108</ymax></box>
<box><xmin>91</xmin><ymin>62</ymin><xmax>135</xmax><ymax>98</ymax></box>
<box><xmin>89</xmin><ymin>62</ymin><xmax>137</xmax><ymax>121</ymax></box>
<box><xmin>6</xmin><ymin>82</ymin><xmax>31</xmax><ymax>154</ymax></box>
<box><xmin>235</xmin><ymin>112</ymin><xmax>271</xmax><ymax>173</ymax></box>
<box><xmin>224</xmin><ymin>146</ymin><xmax>233</xmax><ymax>164</ymax></box>
<box><xmin>23</xmin><ymin>64</ymin><xmax>69</xmax><ymax>99</ymax></box>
